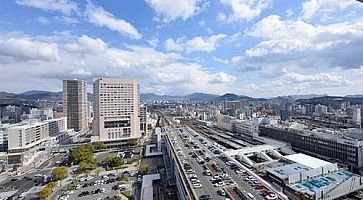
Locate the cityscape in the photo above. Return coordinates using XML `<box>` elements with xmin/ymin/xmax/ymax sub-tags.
<box><xmin>1</xmin><ymin>1</ymin><xmax>363</xmax><ymax>200</ymax></box>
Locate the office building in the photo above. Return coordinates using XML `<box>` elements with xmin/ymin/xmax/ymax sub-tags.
<box><xmin>7</xmin><ymin>117</ymin><xmax>67</xmax><ymax>166</ymax></box>
<box><xmin>260</xmin><ymin>125</ymin><xmax>363</xmax><ymax>169</ymax></box>
<box><xmin>352</xmin><ymin>107</ymin><xmax>361</xmax><ymax>127</ymax></box>
<box><xmin>63</xmin><ymin>80</ymin><xmax>88</xmax><ymax>131</ymax></box>
<box><xmin>92</xmin><ymin>78</ymin><xmax>140</xmax><ymax>147</ymax></box>
<box><xmin>140</xmin><ymin>105</ymin><xmax>147</xmax><ymax>136</ymax></box>
<box><xmin>279</xmin><ymin>109</ymin><xmax>289</xmax><ymax>121</ymax></box>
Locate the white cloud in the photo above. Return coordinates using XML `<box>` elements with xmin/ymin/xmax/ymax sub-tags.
<box><xmin>85</xmin><ymin>3</ymin><xmax>141</xmax><ymax>39</ymax></box>
<box><xmin>283</xmin><ymin>69</ymin><xmax>350</xmax><ymax>86</ymax></box>
<box><xmin>219</xmin><ymin>0</ymin><xmax>272</xmax><ymax>22</ymax></box>
<box><xmin>209</xmin><ymin>72</ymin><xmax>236</xmax><ymax>84</ymax></box>
<box><xmin>145</xmin><ymin>0</ymin><xmax>208</xmax><ymax>23</ymax></box>
<box><xmin>71</xmin><ymin>68</ymin><xmax>92</xmax><ymax>76</ymax></box>
<box><xmin>213</xmin><ymin>57</ymin><xmax>229</xmax><ymax>64</ymax></box>
<box><xmin>165</xmin><ymin>34</ymin><xmax>227</xmax><ymax>53</ymax></box>
<box><xmin>37</xmin><ymin>15</ymin><xmax>79</xmax><ymax>25</ymax></box>
<box><xmin>301</xmin><ymin>0</ymin><xmax>361</xmax><ymax>20</ymax></box>
<box><xmin>0</xmin><ymin>33</ymin><xmax>235</xmax><ymax>95</ymax></box>
<box><xmin>0</xmin><ymin>36</ymin><xmax>60</xmax><ymax>62</ymax></box>
<box><xmin>245</xmin><ymin>15</ymin><xmax>363</xmax><ymax>69</ymax></box>
<box><xmin>15</xmin><ymin>0</ymin><xmax>78</xmax><ymax>16</ymax></box>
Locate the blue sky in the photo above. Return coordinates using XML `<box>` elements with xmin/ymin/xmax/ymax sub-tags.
<box><xmin>0</xmin><ymin>0</ymin><xmax>363</xmax><ymax>97</ymax></box>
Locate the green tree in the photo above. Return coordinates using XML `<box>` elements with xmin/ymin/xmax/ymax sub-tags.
<box><xmin>69</xmin><ymin>144</ymin><xmax>94</xmax><ymax>165</ymax></box>
<box><xmin>46</xmin><ymin>182</ymin><xmax>58</xmax><ymax>192</ymax></box>
<box><xmin>139</xmin><ymin>163</ymin><xmax>148</xmax><ymax>174</ymax></box>
<box><xmin>38</xmin><ymin>187</ymin><xmax>52</xmax><ymax>199</ymax></box>
<box><xmin>103</xmin><ymin>156</ymin><xmax>124</xmax><ymax>170</ymax></box>
<box><xmin>78</xmin><ymin>158</ymin><xmax>97</xmax><ymax>173</ymax></box>
<box><xmin>52</xmin><ymin>167</ymin><xmax>68</xmax><ymax>181</ymax></box>
<box><xmin>94</xmin><ymin>142</ymin><xmax>107</xmax><ymax>151</ymax></box>
<box><xmin>127</xmin><ymin>139</ymin><xmax>138</xmax><ymax>147</ymax></box>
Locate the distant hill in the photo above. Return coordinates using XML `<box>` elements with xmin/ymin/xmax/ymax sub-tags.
<box><xmin>215</xmin><ymin>93</ymin><xmax>253</xmax><ymax>101</ymax></box>
<box><xmin>345</xmin><ymin>94</ymin><xmax>363</xmax><ymax>98</ymax></box>
<box><xmin>141</xmin><ymin>93</ymin><xmax>218</xmax><ymax>101</ymax></box>
<box><xmin>0</xmin><ymin>90</ymin><xmax>93</xmax><ymax>102</ymax></box>
<box><xmin>298</xmin><ymin>96</ymin><xmax>363</xmax><ymax>108</ymax></box>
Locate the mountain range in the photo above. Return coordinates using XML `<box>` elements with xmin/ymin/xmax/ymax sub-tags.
<box><xmin>1</xmin><ymin>90</ymin><xmax>363</xmax><ymax>102</ymax></box>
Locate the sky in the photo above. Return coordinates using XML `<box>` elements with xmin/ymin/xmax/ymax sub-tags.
<box><xmin>0</xmin><ymin>0</ymin><xmax>363</xmax><ymax>97</ymax></box>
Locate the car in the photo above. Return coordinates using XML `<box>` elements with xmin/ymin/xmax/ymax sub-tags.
<box><xmin>199</xmin><ymin>195</ymin><xmax>212</xmax><ymax>200</ymax></box>
<box><xmin>225</xmin><ymin>161</ymin><xmax>234</xmax><ymax>166</ymax></box>
<box><xmin>137</xmin><ymin>175</ymin><xmax>143</xmax><ymax>182</ymax></box>
<box><xmin>217</xmin><ymin>189</ymin><xmax>226</xmax><ymax>196</ymax></box>
<box><xmin>203</xmin><ymin>170</ymin><xmax>212</xmax><ymax>176</ymax></box>
<box><xmin>186</xmin><ymin>169</ymin><xmax>195</xmax><ymax>174</ymax></box>
<box><xmin>210</xmin><ymin>175</ymin><xmax>220</xmax><ymax>181</ymax></box>
<box><xmin>191</xmin><ymin>179</ymin><xmax>200</xmax><ymax>183</ymax></box>
<box><xmin>193</xmin><ymin>183</ymin><xmax>203</xmax><ymax>189</ymax></box>
<box><xmin>189</xmin><ymin>174</ymin><xmax>198</xmax><ymax>179</ymax></box>
<box><xmin>213</xmin><ymin>181</ymin><xmax>224</xmax><ymax>187</ymax></box>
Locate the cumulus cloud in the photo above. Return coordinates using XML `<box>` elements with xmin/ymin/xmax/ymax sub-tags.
<box><xmin>15</xmin><ymin>0</ymin><xmax>79</xmax><ymax>16</ymax></box>
<box><xmin>218</xmin><ymin>0</ymin><xmax>272</xmax><ymax>22</ymax></box>
<box><xmin>85</xmin><ymin>3</ymin><xmax>141</xmax><ymax>39</ymax></box>
<box><xmin>165</xmin><ymin>34</ymin><xmax>227</xmax><ymax>53</ymax></box>
<box><xmin>209</xmin><ymin>72</ymin><xmax>236</xmax><ymax>84</ymax></box>
<box><xmin>145</xmin><ymin>0</ymin><xmax>208</xmax><ymax>23</ymax></box>
<box><xmin>0</xmin><ymin>36</ymin><xmax>60</xmax><ymax>62</ymax></box>
<box><xmin>301</xmin><ymin>0</ymin><xmax>362</xmax><ymax>20</ymax></box>
<box><xmin>0</xmin><ymin>33</ymin><xmax>235</xmax><ymax>95</ymax></box>
<box><xmin>245</xmin><ymin>15</ymin><xmax>363</xmax><ymax>69</ymax></box>
<box><xmin>283</xmin><ymin>69</ymin><xmax>350</xmax><ymax>87</ymax></box>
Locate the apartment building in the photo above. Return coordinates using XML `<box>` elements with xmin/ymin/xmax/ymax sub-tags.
<box><xmin>63</xmin><ymin>79</ymin><xmax>88</xmax><ymax>131</ymax></box>
<box><xmin>92</xmin><ymin>78</ymin><xmax>140</xmax><ymax>148</ymax></box>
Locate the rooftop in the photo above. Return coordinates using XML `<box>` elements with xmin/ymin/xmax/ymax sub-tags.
<box><xmin>289</xmin><ymin>170</ymin><xmax>357</xmax><ymax>196</ymax></box>
<box><xmin>267</xmin><ymin>163</ymin><xmax>311</xmax><ymax>179</ymax></box>
<box><xmin>283</xmin><ymin>153</ymin><xmax>332</xmax><ymax>169</ymax></box>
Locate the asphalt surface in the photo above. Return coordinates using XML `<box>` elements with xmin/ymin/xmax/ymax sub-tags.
<box><xmin>178</xmin><ymin>127</ymin><xmax>265</xmax><ymax>200</ymax></box>
<box><xmin>171</xmin><ymin>127</ymin><xmax>227</xmax><ymax>200</ymax></box>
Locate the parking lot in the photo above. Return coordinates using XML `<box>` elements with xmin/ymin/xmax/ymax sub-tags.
<box><xmin>173</xmin><ymin>126</ymin><xmax>279</xmax><ymax>200</ymax></box>
<box><xmin>55</xmin><ymin>172</ymin><xmax>136</xmax><ymax>200</ymax></box>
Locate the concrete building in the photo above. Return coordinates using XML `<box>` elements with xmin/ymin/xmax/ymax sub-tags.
<box><xmin>63</xmin><ymin>80</ymin><xmax>88</xmax><ymax>131</ymax></box>
<box><xmin>352</xmin><ymin>107</ymin><xmax>361</xmax><ymax>127</ymax></box>
<box><xmin>140</xmin><ymin>105</ymin><xmax>147</xmax><ymax>136</ymax></box>
<box><xmin>92</xmin><ymin>78</ymin><xmax>141</xmax><ymax>147</ymax></box>
<box><xmin>266</xmin><ymin>153</ymin><xmax>363</xmax><ymax>200</ymax></box>
<box><xmin>279</xmin><ymin>109</ymin><xmax>289</xmax><ymax>121</ymax></box>
<box><xmin>260</xmin><ymin>125</ymin><xmax>363</xmax><ymax>169</ymax></box>
<box><xmin>7</xmin><ymin>117</ymin><xmax>67</xmax><ymax>166</ymax></box>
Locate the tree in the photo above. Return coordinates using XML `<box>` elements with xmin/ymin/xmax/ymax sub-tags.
<box><xmin>78</xmin><ymin>158</ymin><xmax>97</xmax><ymax>173</ymax></box>
<box><xmin>139</xmin><ymin>163</ymin><xmax>148</xmax><ymax>174</ymax></box>
<box><xmin>69</xmin><ymin>144</ymin><xmax>94</xmax><ymax>165</ymax></box>
<box><xmin>94</xmin><ymin>142</ymin><xmax>107</xmax><ymax>151</ymax></box>
<box><xmin>47</xmin><ymin>182</ymin><xmax>58</xmax><ymax>192</ymax></box>
<box><xmin>127</xmin><ymin>139</ymin><xmax>138</xmax><ymax>147</ymax></box>
<box><xmin>38</xmin><ymin>187</ymin><xmax>52</xmax><ymax>199</ymax></box>
<box><xmin>52</xmin><ymin>167</ymin><xmax>68</xmax><ymax>181</ymax></box>
<box><xmin>102</xmin><ymin>156</ymin><xmax>124</xmax><ymax>170</ymax></box>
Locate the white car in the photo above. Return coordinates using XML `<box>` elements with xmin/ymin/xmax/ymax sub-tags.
<box><xmin>210</xmin><ymin>176</ymin><xmax>220</xmax><ymax>181</ymax></box>
<box><xmin>193</xmin><ymin>183</ymin><xmax>203</xmax><ymax>189</ymax></box>
<box><xmin>218</xmin><ymin>189</ymin><xmax>226</xmax><ymax>196</ymax></box>
<box><xmin>213</xmin><ymin>181</ymin><xmax>224</xmax><ymax>187</ymax></box>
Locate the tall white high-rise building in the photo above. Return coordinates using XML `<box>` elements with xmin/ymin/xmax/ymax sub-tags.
<box><xmin>352</xmin><ymin>107</ymin><xmax>361</xmax><ymax>127</ymax></box>
<box><xmin>92</xmin><ymin>78</ymin><xmax>140</xmax><ymax>146</ymax></box>
<box><xmin>63</xmin><ymin>80</ymin><xmax>88</xmax><ymax>131</ymax></box>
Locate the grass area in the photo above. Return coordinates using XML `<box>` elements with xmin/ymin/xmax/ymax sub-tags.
<box><xmin>118</xmin><ymin>176</ymin><xmax>129</xmax><ymax>184</ymax></box>
<box><xmin>121</xmin><ymin>189</ymin><xmax>132</xmax><ymax>198</ymax></box>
